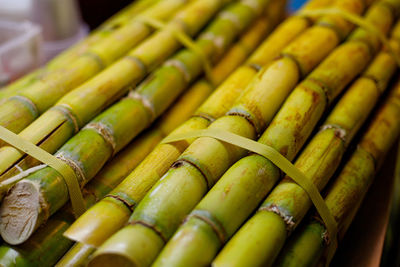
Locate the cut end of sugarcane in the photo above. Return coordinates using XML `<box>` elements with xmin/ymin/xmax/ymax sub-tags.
<box><xmin>0</xmin><ymin>180</ymin><xmax>41</xmax><ymax>245</ymax></box>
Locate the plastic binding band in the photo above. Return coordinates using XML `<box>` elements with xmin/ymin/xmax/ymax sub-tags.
<box><xmin>0</xmin><ymin>126</ymin><xmax>86</xmax><ymax>218</ymax></box>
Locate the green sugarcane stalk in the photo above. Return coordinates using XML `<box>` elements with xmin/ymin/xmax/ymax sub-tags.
<box><xmin>49</xmin><ymin>16</ymin><xmax>276</xmax><ymax>266</ymax></box>
<box><xmin>152</xmin><ymin>3</ymin><xmax>398</xmax><ymax>267</ymax></box>
<box><xmin>275</xmin><ymin>75</ymin><xmax>400</xmax><ymax>267</ymax></box>
<box><xmin>0</xmin><ymin>0</ymin><xmax>162</xmax><ymax>101</ymax></box>
<box><xmin>63</xmin><ymin>0</ymin><xmax>294</xmax><ymax>248</ymax></box>
<box><xmin>0</xmin><ymin>0</ymin><xmax>233</xmax><ymax>181</ymax></box>
<box><xmin>0</xmin><ymin>0</ymin><xmax>267</xmax><ymax>246</ymax></box>
<box><xmin>88</xmin><ymin>0</ymin><xmax>368</xmax><ymax>266</ymax></box>
<box><xmin>0</xmin><ymin>26</ymin><xmax>256</xmax><ymax>263</ymax></box>
<box><xmin>0</xmin><ymin>0</ymin><xmax>189</xmax><ymax>140</ymax></box>
<box><xmin>212</xmin><ymin>5</ymin><xmax>400</xmax><ymax>267</ymax></box>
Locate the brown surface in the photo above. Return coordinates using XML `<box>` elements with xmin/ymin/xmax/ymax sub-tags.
<box><xmin>331</xmin><ymin>143</ymin><xmax>398</xmax><ymax>267</ymax></box>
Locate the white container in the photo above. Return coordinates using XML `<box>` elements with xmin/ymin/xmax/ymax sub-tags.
<box><xmin>0</xmin><ymin>20</ymin><xmax>42</xmax><ymax>86</ymax></box>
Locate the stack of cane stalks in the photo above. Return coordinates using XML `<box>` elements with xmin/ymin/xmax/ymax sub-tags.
<box><xmin>0</xmin><ymin>0</ymin><xmax>399</xmax><ymax>266</ymax></box>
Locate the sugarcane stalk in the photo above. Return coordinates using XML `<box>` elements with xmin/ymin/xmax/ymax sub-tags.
<box><xmin>0</xmin><ymin>0</ymin><xmax>190</xmax><ymax>141</ymax></box>
<box><xmin>0</xmin><ymin>0</ymin><xmax>233</xmax><ymax>180</ymax></box>
<box><xmin>0</xmin><ymin>0</ymin><xmax>162</xmax><ymax>101</ymax></box>
<box><xmin>63</xmin><ymin>0</ymin><xmax>300</xmax><ymax>248</ymax></box>
<box><xmin>275</xmin><ymin>74</ymin><xmax>400</xmax><ymax>267</ymax></box>
<box><xmin>0</xmin><ymin>0</ymin><xmax>267</xmax><ymax>246</ymax></box>
<box><xmin>212</xmin><ymin>5</ymin><xmax>399</xmax><ymax>267</ymax></box>
<box><xmin>88</xmin><ymin>1</ymin><xmax>368</xmax><ymax>266</ymax></box>
<box><xmin>152</xmin><ymin>3</ymin><xmax>397</xmax><ymax>267</ymax></box>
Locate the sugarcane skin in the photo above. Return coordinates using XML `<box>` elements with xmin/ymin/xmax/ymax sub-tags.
<box><xmin>0</xmin><ymin>0</ymin><xmax>188</xmax><ymax>139</ymax></box>
<box><xmin>0</xmin><ymin>0</ymin><xmax>231</xmax><ymax>178</ymax></box>
<box><xmin>276</xmin><ymin>80</ymin><xmax>400</xmax><ymax>267</ymax></box>
<box><xmin>64</xmin><ymin>0</ymin><xmax>292</xmax><ymax>249</ymax></box>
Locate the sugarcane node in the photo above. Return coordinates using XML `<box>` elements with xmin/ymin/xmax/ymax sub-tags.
<box><xmin>173</xmin><ymin>158</ymin><xmax>212</xmax><ymax>188</ymax></box>
<box><xmin>56</xmin><ymin>154</ymin><xmax>86</xmax><ymax>186</ymax></box>
<box><xmin>245</xmin><ymin>62</ymin><xmax>263</xmax><ymax>71</ymax></box>
<box><xmin>186</xmin><ymin>209</ymin><xmax>227</xmax><ymax>244</ymax></box>
<box><xmin>304</xmin><ymin>78</ymin><xmax>331</xmax><ymax>105</ymax></box>
<box><xmin>51</xmin><ymin>105</ymin><xmax>81</xmax><ymax>133</ymax></box>
<box><xmin>83</xmin><ymin>123</ymin><xmax>117</xmax><ymax>156</ymax></box>
<box><xmin>126</xmin><ymin>91</ymin><xmax>156</xmax><ymax>122</ymax></box>
<box><xmin>259</xmin><ymin>204</ymin><xmax>295</xmax><ymax>232</ymax></box>
<box><xmin>104</xmin><ymin>194</ymin><xmax>136</xmax><ymax>211</ymax></box>
<box><xmin>363</xmin><ymin>73</ymin><xmax>384</xmax><ymax>91</ymax></box>
<box><xmin>130</xmin><ymin>220</ymin><xmax>168</xmax><ymax>243</ymax></box>
<box><xmin>199</xmin><ymin>32</ymin><xmax>226</xmax><ymax>60</ymax></box>
<box><xmin>9</xmin><ymin>96</ymin><xmax>39</xmax><ymax>118</ymax></box>
<box><xmin>225</xmin><ymin>112</ymin><xmax>259</xmax><ymax>136</ymax></box>
<box><xmin>191</xmin><ymin>112</ymin><xmax>216</xmax><ymax>123</ymax></box>
<box><xmin>123</xmin><ymin>55</ymin><xmax>148</xmax><ymax>77</ymax></box>
<box><xmin>0</xmin><ymin>180</ymin><xmax>44</xmax><ymax>245</ymax></box>
<box><xmin>319</xmin><ymin>124</ymin><xmax>347</xmax><ymax>143</ymax></box>
<box><xmin>164</xmin><ymin>59</ymin><xmax>191</xmax><ymax>82</ymax></box>
<box><xmin>81</xmin><ymin>51</ymin><xmax>106</xmax><ymax>71</ymax></box>
<box><xmin>279</xmin><ymin>53</ymin><xmax>304</xmax><ymax>79</ymax></box>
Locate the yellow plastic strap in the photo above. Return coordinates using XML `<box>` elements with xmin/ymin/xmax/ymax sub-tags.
<box><xmin>162</xmin><ymin>129</ymin><xmax>338</xmax><ymax>259</ymax></box>
<box><xmin>0</xmin><ymin>126</ymin><xmax>86</xmax><ymax>218</ymax></box>
<box><xmin>135</xmin><ymin>16</ymin><xmax>215</xmax><ymax>84</ymax></box>
<box><xmin>298</xmin><ymin>8</ymin><xmax>400</xmax><ymax>66</ymax></box>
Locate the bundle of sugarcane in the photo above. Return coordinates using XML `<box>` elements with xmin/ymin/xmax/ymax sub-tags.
<box><xmin>0</xmin><ymin>24</ymin><xmax>268</xmax><ymax>263</ymax></box>
<box><xmin>52</xmin><ymin>14</ymin><xmax>278</xmax><ymax>267</ymax></box>
<box><xmin>0</xmin><ymin>0</ymin><xmax>277</xmax><ymax>246</ymax></box>
<box><xmin>63</xmin><ymin>0</ymin><xmax>333</xmax><ymax>250</ymax></box>
<box><xmin>274</xmin><ymin>73</ymin><xmax>400</xmax><ymax>267</ymax></box>
<box><xmin>0</xmin><ymin>0</ymin><xmax>192</xmax><ymax>138</ymax></box>
<box><xmin>85</xmin><ymin>0</ymin><xmax>376</xmax><ymax>265</ymax></box>
<box><xmin>152</xmin><ymin>9</ymin><xmax>400</xmax><ymax>267</ymax></box>
<box><xmin>0</xmin><ymin>0</ymin><xmax>237</xmax><ymax>181</ymax></box>
<box><xmin>0</xmin><ymin>0</ymin><xmax>162</xmax><ymax>101</ymax></box>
